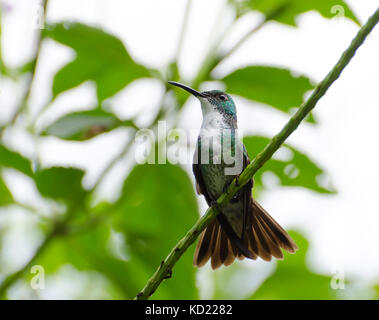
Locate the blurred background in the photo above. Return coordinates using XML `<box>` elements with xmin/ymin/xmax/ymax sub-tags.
<box><xmin>0</xmin><ymin>0</ymin><xmax>378</xmax><ymax>299</ymax></box>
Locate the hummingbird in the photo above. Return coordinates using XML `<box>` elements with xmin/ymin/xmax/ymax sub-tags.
<box><xmin>168</xmin><ymin>81</ymin><xmax>298</xmax><ymax>269</ymax></box>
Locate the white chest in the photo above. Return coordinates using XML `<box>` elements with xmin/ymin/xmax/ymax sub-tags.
<box><xmin>198</xmin><ymin>112</ymin><xmax>225</xmax><ymax>160</ymax></box>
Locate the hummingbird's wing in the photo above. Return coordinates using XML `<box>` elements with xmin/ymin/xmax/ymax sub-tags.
<box><xmin>192</xmin><ymin>160</ymin><xmax>212</xmax><ymax>205</ymax></box>
<box><xmin>192</xmin><ymin>144</ymin><xmax>253</xmax><ymax>209</ymax></box>
<box><xmin>192</xmin><ymin>145</ymin><xmax>255</xmax><ymax>268</ymax></box>
<box><xmin>241</xmin><ymin>144</ymin><xmax>254</xmax><ymax>242</ymax></box>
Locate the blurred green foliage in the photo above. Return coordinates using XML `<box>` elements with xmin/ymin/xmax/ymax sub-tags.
<box><xmin>0</xmin><ymin>177</ymin><xmax>12</xmax><ymax>206</ymax></box>
<box><xmin>243</xmin><ymin>136</ymin><xmax>335</xmax><ymax>194</ymax></box>
<box><xmin>35</xmin><ymin>167</ymin><xmax>87</xmax><ymax>203</ymax></box>
<box><xmin>0</xmin><ymin>145</ymin><xmax>33</xmax><ymax>177</ymax></box>
<box><xmin>222</xmin><ymin>66</ymin><xmax>315</xmax><ymax>119</ymax></box>
<box><xmin>233</xmin><ymin>0</ymin><xmax>360</xmax><ymax>26</ymax></box>
<box><xmin>44</xmin><ymin>22</ymin><xmax>150</xmax><ymax>102</ymax></box>
<box><xmin>42</xmin><ymin>108</ymin><xmax>126</xmax><ymax>141</ymax></box>
<box><xmin>112</xmin><ymin>164</ymin><xmax>199</xmax><ymax>299</ymax></box>
<box><xmin>0</xmin><ymin>0</ymin><xmax>376</xmax><ymax>300</ymax></box>
<box><xmin>251</xmin><ymin>231</ymin><xmax>339</xmax><ymax>299</ymax></box>
<box><xmin>35</xmin><ymin>163</ymin><xmax>199</xmax><ymax>299</ymax></box>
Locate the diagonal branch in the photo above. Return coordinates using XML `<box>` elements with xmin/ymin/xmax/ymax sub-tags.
<box><xmin>135</xmin><ymin>6</ymin><xmax>379</xmax><ymax>300</ymax></box>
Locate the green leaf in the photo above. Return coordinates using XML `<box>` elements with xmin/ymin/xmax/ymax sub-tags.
<box><xmin>0</xmin><ymin>177</ymin><xmax>13</xmax><ymax>206</ymax></box>
<box><xmin>44</xmin><ymin>22</ymin><xmax>150</xmax><ymax>102</ymax></box>
<box><xmin>42</xmin><ymin>109</ymin><xmax>122</xmax><ymax>141</ymax></box>
<box><xmin>113</xmin><ymin>163</ymin><xmax>199</xmax><ymax>299</ymax></box>
<box><xmin>34</xmin><ymin>167</ymin><xmax>86</xmax><ymax>202</ymax></box>
<box><xmin>17</xmin><ymin>59</ymin><xmax>36</xmax><ymax>74</ymax></box>
<box><xmin>8</xmin><ymin>59</ymin><xmax>36</xmax><ymax>77</ymax></box>
<box><xmin>0</xmin><ymin>145</ymin><xmax>33</xmax><ymax>176</ymax></box>
<box><xmin>250</xmin><ymin>231</ymin><xmax>339</xmax><ymax>299</ymax></box>
<box><xmin>243</xmin><ymin>136</ymin><xmax>335</xmax><ymax>193</ymax></box>
<box><xmin>222</xmin><ymin>66</ymin><xmax>314</xmax><ymax>118</ymax></box>
<box><xmin>239</xmin><ymin>0</ymin><xmax>360</xmax><ymax>26</ymax></box>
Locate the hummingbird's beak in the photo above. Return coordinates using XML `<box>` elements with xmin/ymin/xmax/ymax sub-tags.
<box><xmin>168</xmin><ymin>81</ymin><xmax>206</xmax><ymax>98</ymax></box>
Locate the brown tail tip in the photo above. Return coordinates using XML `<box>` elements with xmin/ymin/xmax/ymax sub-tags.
<box><xmin>193</xmin><ymin>200</ymin><xmax>297</xmax><ymax>269</ymax></box>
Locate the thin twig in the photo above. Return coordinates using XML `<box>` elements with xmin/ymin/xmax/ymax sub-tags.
<box><xmin>135</xmin><ymin>7</ymin><xmax>379</xmax><ymax>300</ymax></box>
<box><xmin>7</xmin><ymin>0</ymin><xmax>49</xmax><ymax>128</ymax></box>
<box><xmin>175</xmin><ymin>0</ymin><xmax>192</xmax><ymax>61</ymax></box>
<box><xmin>191</xmin><ymin>1</ymin><xmax>230</xmax><ymax>85</ymax></box>
<box><xmin>216</xmin><ymin>4</ymin><xmax>289</xmax><ymax>67</ymax></box>
<box><xmin>191</xmin><ymin>4</ymin><xmax>287</xmax><ymax>89</ymax></box>
<box><xmin>0</xmin><ymin>222</ymin><xmax>58</xmax><ymax>298</ymax></box>
<box><xmin>89</xmin><ymin>132</ymin><xmax>136</xmax><ymax>193</ymax></box>
<box><xmin>90</xmin><ymin>83</ymin><xmax>169</xmax><ymax>194</ymax></box>
<box><xmin>0</xmin><ymin>1</ymin><xmax>5</xmax><ymax>75</ymax></box>
<box><xmin>0</xmin><ymin>202</ymin><xmax>82</xmax><ymax>297</ymax></box>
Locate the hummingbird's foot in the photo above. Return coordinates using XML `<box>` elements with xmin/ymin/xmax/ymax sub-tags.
<box><xmin>222</xmin><ymin>183</ymin><xmax>240</xmax><ymax>203</ymax></box>
<box><xmin>235</xmin><ymin>174</ymin><xmax>240</xmax><ymax>187</ymax></box>
<box><xmin>210</xmin><ymin>200</ymin><xmax>222</xmax><ymax>213</ymax></box>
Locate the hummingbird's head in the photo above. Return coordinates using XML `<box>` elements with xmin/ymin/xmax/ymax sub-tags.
<box><xmin>168</xmin><ymin>81</ymin><xmax>237</xmax><ymax>120</ymax></box>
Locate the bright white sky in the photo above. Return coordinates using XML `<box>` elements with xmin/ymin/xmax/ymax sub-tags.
<box><xmin>1</xmin><ymin>0</ymin><xmax>379</xmax><ymax>298</ymax></box>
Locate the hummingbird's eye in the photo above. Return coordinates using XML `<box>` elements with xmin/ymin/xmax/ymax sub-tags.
<box><xmin>219</xmin><ymin>94</ymin><xmax>227</xmax><ymax>101</ymax></box>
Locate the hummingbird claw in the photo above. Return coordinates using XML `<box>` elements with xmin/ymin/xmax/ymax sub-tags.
<box><xmin>222</xmin><ymin>182</ymin><xmax>240</xmax><ymax>203</ymax></box>
<box><xmin>231</xmin><ymin>192</ymin><xmax>240</xmax><ymax>203</ymax></box>
<box><xmin>235</xmin><ymin>175</ymin><xmax>240</xmax><ymax>187</ymax></box>
<box><xmin>211</xmin><ymin>200</ymin><xmax>222</xmax><ymax>213</ymax></box>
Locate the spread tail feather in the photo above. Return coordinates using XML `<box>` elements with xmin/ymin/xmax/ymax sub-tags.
<box><xmin>193</xmin><ymin>199</ymin><xmax>298</xmax><ymax>269</ymax></box>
